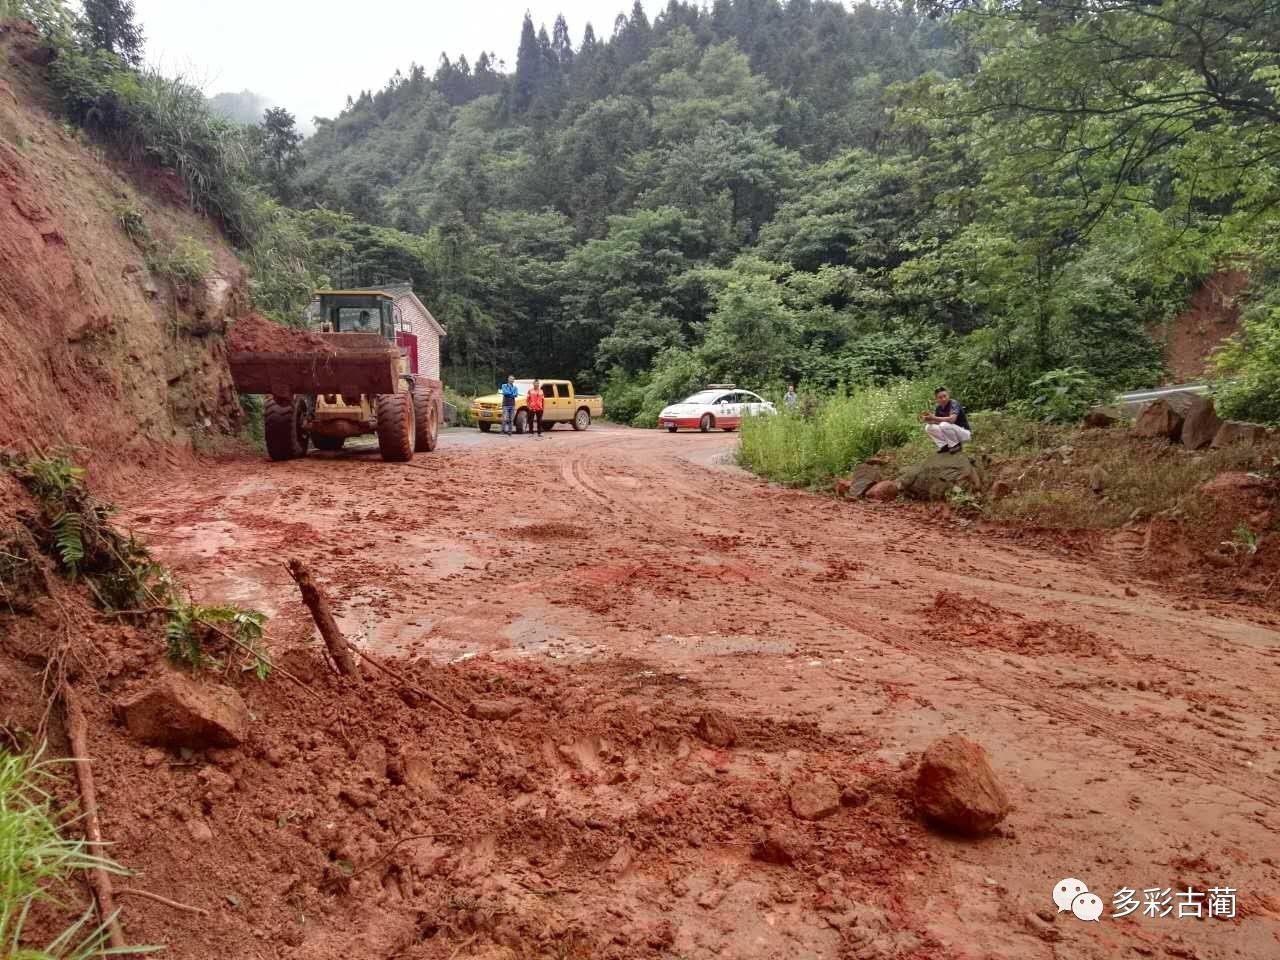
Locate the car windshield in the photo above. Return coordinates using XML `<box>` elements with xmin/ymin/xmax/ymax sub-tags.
<box><xmin>680</xmin><ymin>391</ymin><xmax>723</xmax><ymax>404</ymax></box>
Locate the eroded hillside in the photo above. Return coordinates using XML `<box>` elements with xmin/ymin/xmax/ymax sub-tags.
<box><xmin>0</xmin><ymin>20</ymin><xmax>248</xmax><ymax>485</ymax></box>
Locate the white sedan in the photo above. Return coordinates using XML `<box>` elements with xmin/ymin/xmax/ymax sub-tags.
<box><xmin>658</xmin><ymin>388</ymin><xmax>776</xmax><ymax>433</ymax></box>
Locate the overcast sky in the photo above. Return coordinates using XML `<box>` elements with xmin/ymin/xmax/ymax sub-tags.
<box><xmin>132</xmin><ymin>1</ymin><xmax>653</xmax><ymax>125</ymax></box>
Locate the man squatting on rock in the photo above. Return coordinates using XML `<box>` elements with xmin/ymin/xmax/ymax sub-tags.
<box><xmin>920</xmin><ymin>387</ymin><xmax>971</xmax><ymax>454</ymax></box>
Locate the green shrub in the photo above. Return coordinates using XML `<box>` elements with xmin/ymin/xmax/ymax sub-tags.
<box><xmin>146</xmin><ymin>235</ymin><xmax>212</xmax><ymax>285</ymax></box>
<box><xmin>738</xmin><ymin>380</ymin><xmax>932</xmax><ymax>487</ymax></box>
<box><xmin>443</xmin><ymin>386</ymin><xmax>475</xmax><ymax>426</ymax></box>
<box><xmin>47</xmin><ymin>52</ymin><xmax>261</xmax><ymax>244</ymax></box>
<box><xmin>1215</xmin><ymin>304</ymin><xmax>1280</xmax><ymax>425</ymax></box>
<box><xmin>601</xmin><ymin>366</ymin><xmax>647</xmax><ymax>425</ymax></box>
<box><xmin>1008</xmin><ymin>366</ymin><xmax>1103</xmax><ymax>424</ymax></box>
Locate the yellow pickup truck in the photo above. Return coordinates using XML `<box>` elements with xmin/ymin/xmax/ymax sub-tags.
<box><xmin>471</xmin><ymin>379</ymin><xmax>604</xmax><ymax>433</ymax></box>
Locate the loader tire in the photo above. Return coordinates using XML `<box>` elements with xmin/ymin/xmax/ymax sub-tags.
<box><xmin>313</xmin><ymin>434</ymin><xmax>345</xmax><ymax>452</ymax></box>
<box><xmin>412</xmin><ymin>384</ymin><xmax>439</xmax><ymax>452</ymax></box>
<box><xmin>265</xmin><ymin>396</ymin><xmax>309</xmax><ymax>461</ymax></box>
<box><xmin>376</xmin><ymin>393</ymin><xmax>416</xmax><ymax>462</ymax></box>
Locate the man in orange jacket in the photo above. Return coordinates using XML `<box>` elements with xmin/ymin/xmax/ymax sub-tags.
<box><xmin>526</xmin><ymin>380</ymin><xmax>545</xmax><ymax>439</ymax></box>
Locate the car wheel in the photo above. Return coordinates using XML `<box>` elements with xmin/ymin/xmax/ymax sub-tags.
<box><xmin>666</xmin><ymin>425</ymin><xmax>677</xmax><ymax>433</ymax></box>
<box><xmin>573</xmin><ymin>408</ymin><xmax>591</xmax><ymax>431</ymax></box>
<box><xmin>699</xmin><ymin>413</ymin><xmax>712</xmax><ymax>433</ymax></box>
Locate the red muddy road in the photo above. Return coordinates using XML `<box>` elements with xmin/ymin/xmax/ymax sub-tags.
<box><xmin>121</xmin><ymin>425</ymin><xmax>1280</xmax><ymax>959</ymax></box>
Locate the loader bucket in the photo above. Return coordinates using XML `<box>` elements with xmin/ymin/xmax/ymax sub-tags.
<box><xmin>229</xmin><ymin>334</ymin><xmax>402</xmax><ymax>399</ymax></box>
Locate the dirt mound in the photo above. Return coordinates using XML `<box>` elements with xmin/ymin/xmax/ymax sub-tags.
<box><xmin>226</xmin><ymin>313</ymin><xmax>335</xmax><ymax>354</ymax></box>
<box><xmin>925</xmin><ymin>590</ymin><xmax>1114</xmax><ymax>659</ymax></box>
<box><xmin>0</xmin><ymin>26</ymin><xmax>248</xmax><ymax>488</ymax></box>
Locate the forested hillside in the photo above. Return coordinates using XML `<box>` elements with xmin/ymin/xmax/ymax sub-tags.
<box><xmin>10</xmin><ymin>0</ymin><xmax>1276</xmax><ymax>426</ymax></box>
<box><xmin>282</xmin><ymin>0</ymin><xmax>1279</xmax><ymax>426</ymax></box>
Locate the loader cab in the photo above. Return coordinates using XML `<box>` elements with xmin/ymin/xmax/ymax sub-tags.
<box><xmin>315</xmin><ymin>291</ymin><xmax>401</xmax><ymax>342</ymax></box>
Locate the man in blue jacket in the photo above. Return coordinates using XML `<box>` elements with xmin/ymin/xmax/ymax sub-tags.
<box><xmin>500</xmin><ymin>375</ymin><xmax>519</xmax><ymax>436</ymax></box>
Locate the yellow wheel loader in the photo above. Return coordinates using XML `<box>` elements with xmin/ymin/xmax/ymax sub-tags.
<box><xmin>228</xmin><ymin>291</ymin><xmax>441</xmax><ymax>462</ymax></box>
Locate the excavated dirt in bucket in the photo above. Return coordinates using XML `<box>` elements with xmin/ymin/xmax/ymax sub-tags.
<box><xmin>226</xmin><ymin>313</ymin><xmax>336</xmax><ymax>354</ymax></box>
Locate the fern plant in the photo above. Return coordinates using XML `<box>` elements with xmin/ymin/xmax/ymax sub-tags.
<box><xmin>165</xmin><ymin>594</ymin><xmax>270</xmax><ymax>679</ymax></box>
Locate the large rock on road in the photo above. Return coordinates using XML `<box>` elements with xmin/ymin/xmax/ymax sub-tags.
<box><xmin>119</xmin><ymin>672</ymin><xmax>250</xmax><ymax>749</ymax></box>
<box><xmin>914</xmin><ymin>734</ymin><xmax>1010</xmax><ymax>835</ymax></box>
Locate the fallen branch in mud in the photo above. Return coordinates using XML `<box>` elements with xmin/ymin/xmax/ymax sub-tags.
<box><xmin>61</xmin><ymin>681</ymin><xmax>128</xmax><ymax>951</ymax></box>
<box><xmin>117</xmin><ymin>886</ymin><xmax>209</xmax><ymax>916</ymax></box>
<box><xmin>286</xmin><ymin>558</ymin><xmax>362</xmax><ymax>680</ymax></box>
<box><xmin>285</xmin><ymin>558</ymin><xmax>461</xmax><ymax>715</ymax></box>
<box><xmin>346</xmin><ymin>642</ymin><xmax>460</xmax><ymax>716</ymax></box>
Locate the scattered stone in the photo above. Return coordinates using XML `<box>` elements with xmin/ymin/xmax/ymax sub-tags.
<box><xmin>1082</xmin><ymin>405</ymin><xmax>1120</xmax><ymax>429</ymax></box>
<box><xmin>1124</xmin><ymin>586</ymin><xmax>1138</xmax><ymax>597</ymax></box>
<box><xmin>840</xmin><ymin>785</ymin><xmax>870</xmax><ymax>807</ymax></box>
<box><xmin>1024</xmin><ymin>912</ymin><xmax>1063</xmax><ymax>942</ymax></box>
<box><xmin>864</xmin><ymin>480</ymin><xmax>900</xmax><ymax>502</ymax></box>
<box><xmin>1180</xmin><ymin>395</ymin><xmax>1222</xmax><ymax>450</ymax></box>
<box><xmin>1136</xmin><ymin>679</ymin><xmax>1150</xmax><ymax>691</ymax></box>
<box><xmin>898</xmin><ymin>452</ymin><xmax>985</xmax><ymax>501</ymax></box>
<box><xmin>835</xmin><ymin>478</ymin><xmax>852</xmax><ymax>499</ymax></box>
<box><xmin>989</xmin><ymin>479</ymin><xmax>1012</xmax><ymax>500</ymax></box>
<box><xmin>357</xmin><ymin>741</ymin><xmax>387</xmax><ymax>780</ymax></box>
<box><xmin>694</xmin><ymin>710</ymin><xmax>737</xmax><ymax>748</ymax></box>
<box><xmin>1213</xmin><ymin>420</ymin><xmax>1270</xmax><ymax>448</ymax></box>
<box><xmin>789</xmin><ymin>779</ymin><xmax>841</xmax><ymax>821</ymax></box>
<box><xmin>398</xmin><ymin>751</ymin><xmax>438</xmax><ymax>793</ymax></box>
<box><xmin>187</xmin><ymin>819</ymin><xmax>214</xmax><ymax>842</ymax></box>
<box><xmin>118</xmin><ymin>672</ymin><xmax>249</xmax><ymax>749</ymax></box>
<box><xmin>913</xmin><ymin>735</ymin><xmax>1010</xmax><ymax>836</ymax></box>
<box><xmin>752</xmin><ymin>830</ymin><xmax>802</xmax><ymax>866</ymax></box>
<box><xmin>1087</xmin><ymin>464</ymin><xmax>1107</xmax><ymax>494</ymax></box>
<box><xmin>466</xmin><ymin>699</ymin><xmax>524</xmax><ymax>721</ymax></box>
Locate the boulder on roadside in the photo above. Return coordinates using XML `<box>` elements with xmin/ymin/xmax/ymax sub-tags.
<box><xmin>898</xmin><ymin>452</ymin><xmax>985</xmax><ymax>501</ymax></box>
<box><xmin>1212</xmin><ymin>420</ymin><xmax>1271</xmax><ymax>448</ymax></box>
<box><xmin>788</xmin><ymin>779</ymin><xmax>841</xmax><ymax>821</ymax></box>
<box><xmin>118</xmin><ymin>672</ymin><xmax>249</xmax><ymax>749</ymax></box>
<box><xmin>1082</xmin><ymin>405</ymin><xmax>1121</xmax><ymax>429</ymax></box>
<box><xmin>835</xmin><ymin>478</ymin><xmax>852</xmax><ymax>499</ymax></box>
<box><xmin>1132</xmin><ymin>398</ymin><xmax>1184</xmax><ymax>441</ymax></box>
<box><xmin>913</xmin><ymin>734</ymin><xmax>1010</xmax><ymax>836</ymax></box>
<box><xmin>1180</xmin><ymin>395</ymin><xmax>1222</xmax><ymax>450</ymax></box>
<box><xmin>1087</xmin><ymin>464</ymin><xmax>1108</xmax><ymax>494</ymax></box>
<box><xmin>695</xmin><ymin>709</ymin><xmax>737</xmax><ymax>747</ymax></box>
<box><xmin>864</xmin><ymin>480</ymin><xmax>900</xmax><ymax>502</ymax></box>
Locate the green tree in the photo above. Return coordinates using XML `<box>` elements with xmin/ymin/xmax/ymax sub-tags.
<box><xmin>79</xmin><ymin>0</ymin><xmax>144</xmax><ymax>66</ymax></box>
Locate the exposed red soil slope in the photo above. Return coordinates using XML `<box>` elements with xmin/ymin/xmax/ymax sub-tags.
<box><xmin>0</xmin><ymin>20</ymin><xmax>247</xmax><ymax>490</ymax></box>
<box><xmin>1153</xmin><ymin>269</ymin><xmax>1248</xmax><ymax>382</ymax></box>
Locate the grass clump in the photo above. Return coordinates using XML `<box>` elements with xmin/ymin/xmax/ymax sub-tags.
<box><xmin>0</xmin><ymin>748</ymin><xmax>151</xmax><ymax>959</ymax></box>
<box><xmin>145</xmin><ymin>235</ymin><xmax>211</xmax><ymax>286</ymax></box>
<box><xmin>738</xmin><ymin>381</ymin><xmax>931</xmax><ymax>487</ymax></box>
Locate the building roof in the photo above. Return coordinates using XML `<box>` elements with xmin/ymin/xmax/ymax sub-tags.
<box><xmin>380</xmin><ymin>283</ymin><xmax>446</xmax><ymax>337</ymax></box>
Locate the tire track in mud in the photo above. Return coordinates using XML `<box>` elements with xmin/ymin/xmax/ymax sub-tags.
<box><xmin>561</xmin><ymin>438</ymin><xmax>1280</xmax><ymax>808</ymax></box>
